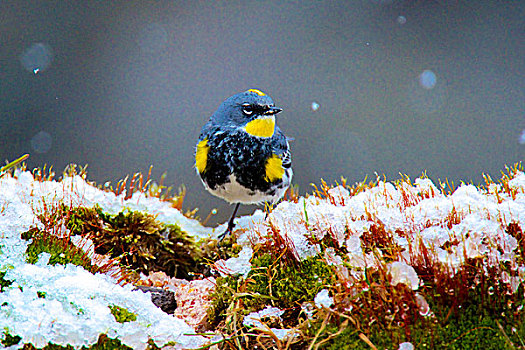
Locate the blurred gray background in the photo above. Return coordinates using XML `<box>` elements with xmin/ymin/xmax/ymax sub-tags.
<box><xmin>1</xmin><ymin>1</ymin><xmax>523</xmax><ymax>225</ymax></box>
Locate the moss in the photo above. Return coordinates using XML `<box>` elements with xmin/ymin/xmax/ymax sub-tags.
<box><xmin>208</xmin><ymin>251</ymin><xmax>336</xmax><ymax>329</ymax></box>
<box><xmin>37</xmin><ymin>291</ymin><xmax>47</xmax><ymax>298</ymax></box>
<box><xmin>204</xmin><ymin>232</ymin><xmax>242</xmax><ymax>262</ymax></box>
<box><xmin>69</xmin><ymin>302</ymin><xmax>85</xmax><ymax>316</ymax></box>
<box><xmin>207</xmin><ymin>275</ymin><xmax>238</xmax><ymax>326</ymax></box>
<box><xmin>20</xmin><ymin>334</ymin><xmax>133</xmax><ymax>349</ymax></box>
<box><xmin>304</xmin><ymin>279</ymin><xmax>525</xmax><ymax>349</ymax></box>
<box><xmin>2</xmin><ymin>329</ymin><xmax>21</xmax><ymax>347</ymax></box>
<box><xmin>109</xmin><ymin>305</ymin><xmax>137</xmax><ymax>323</ymax></box>
<box><xmin>46</xmin><ymin>204</ymin><xmax>215</xmax><ymax>279</ymax></box>
<box><xmin>0</xmin><ymin>272</ymin><xmax>13</xmax><ymax>292</ymax></box>
<box><xmin>93</xmin><ymin>208</ymin><xmax>204</xmax><ymax>279</ymax></box>
<box><xmin>250</xmin><ymin>253</ymin><xmax>335</xmax><ymax>309</ymax></box>
<box><xmin>0</xmin><ymin>271</ymin><xmax>13</xmax><ymax>292</ymax></box>
<box><xmin>28</xmin><ymin>201</ymin><xmax>234</xmax><ymax>280</ymax></box>
<box><xmin>22</xmin><ymin>228</ymin><xmax>96</xmax><ymax>272</ymax></box>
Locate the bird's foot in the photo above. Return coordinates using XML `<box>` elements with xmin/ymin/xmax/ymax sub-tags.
<box><xmin>217</xmin><ymin>220</ymin><xmax>235</xmax><ymax>243</ymax></box>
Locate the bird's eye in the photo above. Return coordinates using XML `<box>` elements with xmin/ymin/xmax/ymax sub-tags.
<box><xmin>242</xmin><ymin>105</ymin><xmax>253</xmax><ymax>116</ymax></box>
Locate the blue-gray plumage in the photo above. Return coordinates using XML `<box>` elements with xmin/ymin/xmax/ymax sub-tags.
<box><xmin>195</xmin><ymin>89</ymin><xmax>292</xmax><ymax>239</ymax></box>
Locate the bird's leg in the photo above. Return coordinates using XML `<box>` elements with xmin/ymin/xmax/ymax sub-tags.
<box><xmin>264</xmin><ymin>202</ymin><xmax>270</xmax><ymax>220</ymax></box>
<box><xmin>218</xmin><ymin>203</ymin><xmax>241</xmax><ymax>241</ymax></box>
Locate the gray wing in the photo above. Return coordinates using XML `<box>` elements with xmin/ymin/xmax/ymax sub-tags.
<box><xmin>273</xmin><ymin>127</ymin><xmax>292</xmax><ymax>169</ymax></box>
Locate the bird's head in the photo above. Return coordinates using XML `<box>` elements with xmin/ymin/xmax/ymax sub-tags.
<box><xmin>212</xmin><ymin>89</ymin><xmax>283</xmax><ymax>138</ymax></box>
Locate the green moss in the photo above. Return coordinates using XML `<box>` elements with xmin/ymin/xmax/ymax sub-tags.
<box><xmin>28</xmin><ymin>201</ymin><xmax>238</xmax><ymax>281</ymax></box>
<box><xmin>0</xmin><ymin>271</ymin><xmax>13</xmax><ymax>292</ymax></box>
<box><xmin>22</xmin><ymin>228</ymin><xmax>96</xmax><ymax>272</ymax></box>
<box><xmin>304</xmin><ymin>282</ymin><xmax>525</xmax><ymax>350</ymax></box>
<box><xmin>250</xmin><ymin>253</ymin><xmax>335</xmax><ymax>309</ymax></box>
<box><xmin>69</xmin><ymin>302</ymin><xmax>85</xmax><ymax>315</ymax></box>
<box><xmin>22</xmin><ymin>344</ymin><xmax>74</xmax><ymax>350</ymax></box>
<box><xmin>109</xmin><ymin>305</ymin><xmax>137</xmax><ymax>323</ymax></box>
<box><xmin>207</xmin><ymin>275</ymin><xmax>238</xmax><ymax>326</ymax></box>
<box><xmin>21</xmin><ymin>334</ymin><xmax>133</xmax><ymax>349</ymax></box>
<box><xmin>53</xmin><ymin>204</ymin><xmax>215</xmax><ymax>279</ymax></box>
<box><xmin>208</xmin><ymin>252</ymin><xmax>336</xmax><ymax>328</ymax></box>
<box><xmin>93</xmin><ymin>208</ymin><xmax>206</xmax><ymax>279</ymax></box>
<box><xmin>37</xmin><ymin>291</ymin><xmax>47</xmax><ymax>298</ymax></box>
<box><xmin>1</xmin><ymin>329</ymin><xmax>21</xmax><ymax>347</ymax></box>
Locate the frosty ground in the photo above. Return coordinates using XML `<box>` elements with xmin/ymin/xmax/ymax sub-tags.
<box><xmin>0</xmin><ymin>166</ymin><xmax>524</xmax><ymax>349</ymax></box>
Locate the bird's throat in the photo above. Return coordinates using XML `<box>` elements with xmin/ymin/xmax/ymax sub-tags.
<box><xmin>244</xmin><ymin>116</ymin><xmax>275</xmax><ymax>138</ymax></box>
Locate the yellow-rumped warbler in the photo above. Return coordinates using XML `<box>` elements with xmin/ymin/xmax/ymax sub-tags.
<box><xmin>195</xmin><ymin>89</ymin><xmax>292</xmax><ymax>239</ymax></box>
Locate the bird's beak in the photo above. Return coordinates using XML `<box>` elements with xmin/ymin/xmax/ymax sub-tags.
<box><xmin>265</xmin><ymin>107</ymin><xmax>283</xmax><ymax>115</ymax></box>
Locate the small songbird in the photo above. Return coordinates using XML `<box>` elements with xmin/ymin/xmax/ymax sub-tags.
<box><xmin>195</xmin><ymin>89</ymin><xmax>292</xmax><ymax>239</ymax></box>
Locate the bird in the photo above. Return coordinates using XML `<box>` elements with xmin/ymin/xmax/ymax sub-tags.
<box><xmin>195</xmin><ymin>89</ymin><xmax>292</xmax><ymax>240</ymax></box>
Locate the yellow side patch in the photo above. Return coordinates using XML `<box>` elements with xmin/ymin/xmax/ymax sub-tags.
<box><xmin>195</xmin><ymin>139</ymin><xmax>209</xmax><ymax>174</ymax></box>
<box><xmin>245</xmin><ymin>117</ymin><xmax>275</xmax><ymax>138</ymax></box>
<box><xmin>265</xmin><ymin>154</ymin><xmax>284</xmax><ymax>182</ymax></box>
<box><xmin>247</xmin><ymin>89</ymin><xmax>266</xmax><ymax>96</ymax></box>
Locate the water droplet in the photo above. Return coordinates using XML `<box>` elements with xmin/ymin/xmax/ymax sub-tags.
<box><xmin>488</xmin><ymin>286</ymin><xmax>495</xmax><ymax>295</ymax></box>
<box><xmin>311</xmin><ymin>101</ymin><xmax>320</xmax><ymax>111</ymax></box>
<box><xmin>30</xmin><ymin>131</ymin><xmax>52</xmax><ymax>154</ymax></box>
<box><xmin>419</xmin><ymin>70</ymin><xmax>437</xmax><ymax>89</ymax></box>
<box><xmin>211</xmin><ymin>208</ymin><xmax>217</xmax><ymax>215</ymax></box>
<box><xmin>415</xmin><ymin>293</ymin><xmax>430</xmax><ymax>316</ymax></box>
<box><xmin>20</xmin><ymin>43</ymin><xmax>53</xmax><ymax>73</ymax></box>
<box><xmin>519</xmin><ymin>129</ymin><xmax>525</xmax><ymax>145</ymax></box>
<box><xmin>397</xmin><ymin>16</ymin><xmax>407</xmax><ymax>25</ymax></box>
<box><xmin>407</xmin><ymin>69</ymin><xmax>446</xmax><ymax>114</ymax></box>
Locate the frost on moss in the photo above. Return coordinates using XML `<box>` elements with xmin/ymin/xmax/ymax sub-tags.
<box><xmin>27</xmin><ymin>203</ymin><xmax>221</xmax><ymax>280</ymax></box>
<box><xmin>204</xmin><ymin>163</ymin><xmax>525</xmax><ymax>348</ymax></box>
<box><xmin>208</xmin><ymin>249</ymin><xmax>336</xmax><ymax>328</ymax></box>
<box><xmin>22</xmin><ymin>228</ymin><xmax>96</xmax><ymax>272</ymax></box>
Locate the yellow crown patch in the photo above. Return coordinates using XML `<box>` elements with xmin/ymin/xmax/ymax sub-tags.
<box><xmin>247</xmin><ymin>89</ymin><xmax>266</xmax><ymax>96</ymax></box>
